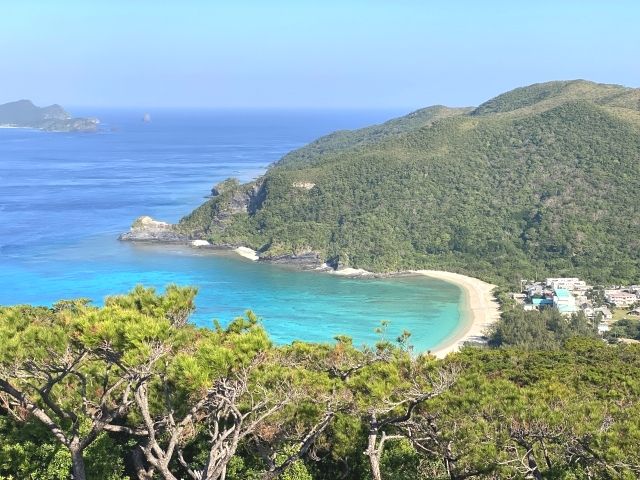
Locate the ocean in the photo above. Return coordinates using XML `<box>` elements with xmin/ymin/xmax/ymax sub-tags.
<box><xmin>0</xmin><ymin>109</ymin><xmax>464</xmax><ymax>351</ymax></box>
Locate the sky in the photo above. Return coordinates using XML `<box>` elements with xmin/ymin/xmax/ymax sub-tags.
<box><xmin>1</xmin><ymin>0</ymin><xmax>639</xmax><ymax>109</ymax></box>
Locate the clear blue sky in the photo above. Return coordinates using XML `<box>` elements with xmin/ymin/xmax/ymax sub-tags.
<box><xmin>1</xmin><ymin>0</ymin><xmax>638</xmax><ymax>108</ymax></box>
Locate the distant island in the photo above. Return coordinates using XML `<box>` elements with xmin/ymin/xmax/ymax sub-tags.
<box><xmin>0</xmin><ymin>99</ymin><xmax>99</xmax><ymax>132</ymax></box>
<box><xmin>121</xmin><ymin>80</ymin><xmax>640</xmax><ymax>287</ymax></box>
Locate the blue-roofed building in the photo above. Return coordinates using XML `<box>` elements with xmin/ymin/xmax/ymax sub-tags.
<box><xmin>532</xmin><ymin>297</ymin><xmax>553</xmax><ymax>307</ymax></box>
<box><xmin>553</xmin><ymin>288</ymin><xmax>577</xmax><ymax>314</ymax></box>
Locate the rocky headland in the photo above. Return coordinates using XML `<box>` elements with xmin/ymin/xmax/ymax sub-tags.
<box><xmin>118</xmin><ymin>216</ymin><xmax>188</xmax><ymax>243</ymax></box>
<box><xmin>119</xmin><ymin>205</ymin><xmax>327</xmax><ymax>270</ymax></box>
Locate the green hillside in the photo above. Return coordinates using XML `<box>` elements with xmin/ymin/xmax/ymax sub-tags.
<box><xmin>178</xmin><ymin>81</ymin><xmax>640</xmax><ymax>285</ymax></box>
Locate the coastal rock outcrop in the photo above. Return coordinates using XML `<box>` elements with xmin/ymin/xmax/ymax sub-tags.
<box><xmin>260</xmin><ymin>250</ymin><xmax>324</xmax><ymax>269</ymax></box>
<box><xmin>118</xmin><ymin>216</ymin><xmax>187</xmax><ymax>242</ymax></box>
<box><xmin>119</xmin><ymin>211</ymin><xmax>328</xmax><ymax>268</ymax></box>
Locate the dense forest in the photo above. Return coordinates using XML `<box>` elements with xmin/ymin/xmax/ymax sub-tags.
<box><xmin>178</xmin><ymin>80</ymin><xmax>640</xmax><ymax>286</ymax></box>
<box><xmin>2</xmin><ymin>286</ymin><xmax>640</xmax><ymax>480</ymax></box>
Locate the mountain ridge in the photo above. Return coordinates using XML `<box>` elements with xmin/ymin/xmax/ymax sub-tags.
<box><xmin>124</xmin><ymin>80</ymin><xmax>640</xmax><ymax>285</ymax></box>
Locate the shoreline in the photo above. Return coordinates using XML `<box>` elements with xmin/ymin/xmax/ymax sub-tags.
<box><xmin>124</xmin><ymin>240</ymin><xmax>500</xmax><ymax>356</ymax></box>
<box><xmin>234</xmin><ymin>246</ymin><xmax>260</xmax><ymax>260</ymax></box>
<box><xmin>226</xmin><ymin>247</ymin><xmax>500</xmax><ymax>357</ymax></box>
<box><xmin>411</xmin><ymin>270</ymin><xmax>499</xmax><ymax>358</ymax></box>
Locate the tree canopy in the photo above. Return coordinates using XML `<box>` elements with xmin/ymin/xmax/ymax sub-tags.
<box><xmin>178</xmin><ymin>80</ymin><xmax>640</xmax><ymax>286</ymax></box>
<box><xmin>2</xmin><ymin>286</ymin><xmax>640</xmax><ymax>479</ymax></box>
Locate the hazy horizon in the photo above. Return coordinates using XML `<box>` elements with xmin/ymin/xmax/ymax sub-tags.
<box><xmin>2</xmin><ymin>1</ymin><xmax>639</xmax><ymax>109</ymax></box>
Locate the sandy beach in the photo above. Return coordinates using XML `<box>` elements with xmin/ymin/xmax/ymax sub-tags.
<box><xmin>327</xmin><ymin>267</ymin><xmax>500</xmax><ymax>356</ymax></box>
<box><xmin>328</xmin><ymin>267</ymin><xmax>372</xmax><ymax>276</ymax></box>
<box><xmin>234</xmin><ymin>246</ymin><xmax>259</xmax><ymax>261</ymax></box>
<box><xmin>412</xmin><ymin>270</ymin><xmax>500</xmax><ymax>358</ymax></box>
<box><xmin>228</xmin><ymin>246</ymin><xmax>499</xmax><ymax>356</ymax></box>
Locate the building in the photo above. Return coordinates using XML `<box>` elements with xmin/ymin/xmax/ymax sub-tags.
<box><xmin>553</xmin><ymin>288</ymin><xmax>578</xmax><ymax>315</ymax></box>
<box><xmin>605</xmin><ymin>291</ymin><xmax>638</xmax><ymax>307</ymax></box>
<box><xmin>531</xmin><ymin>297</ymin><xmax>554</xmax><ymax>309</ymax></box>
<box><xmin>594</xmin><ymin>306</ymin><xmax>613</xmax><ymax>321</ymax></box>
<box><xmin>525</xmin><ymin>283</ymin><xmax>544</xmax><ymax>297</ymax></box>
<box><xmin>545</xmin><ymin>277</ymin><xmax>588</xmax><ymax>291</ymax></box>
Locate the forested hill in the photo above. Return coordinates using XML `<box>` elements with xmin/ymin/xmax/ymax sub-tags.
<box><xmin>276</xmin><ymin>105</ymin><xmax>473</xmax><ymax>168</ymax></box>
<box><xmin>178</xmin><ymin>80</ymin><xmax>640</xmax><ymax>285</ymax></box>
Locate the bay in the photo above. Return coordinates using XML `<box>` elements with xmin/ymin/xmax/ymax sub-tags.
<box><xmin>0</xmin><ymin>109</ymin><xmax>464</xmax><ymax>351</ymax></box>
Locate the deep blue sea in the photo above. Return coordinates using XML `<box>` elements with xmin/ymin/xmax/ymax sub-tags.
<box><xmin>0</xmin><ymin>109</ymin><xmax>464</xmax><ymax>351</ymax></box>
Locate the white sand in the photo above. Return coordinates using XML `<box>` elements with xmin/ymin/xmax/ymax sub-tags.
<box><xmin>191</xmin><ymin>239</ymin><xmax>210</xmax><ymax>247</ymax></box>
<box><xmin>226</xmin><ymin>246</ymin><xmax>499</xmax><ymax>355</ymax></box>
<box><xmin>323</xmin><ymin>267</ymin><xmax>500</xmax><ymax>356</ymax></box>
<box><xmin>330</xmin><ymin>267</ymin><xmax>373</xmax><ymax>277</ymax></box>
<box><xmin>412</xmin><ymin>270</ymin><xmax>500</xmax><ymax>358</ymax></box>
<box><xmin>234</xmin><ymin>246</ymin><xmax>259</xmax><ymax>261</ymax></box>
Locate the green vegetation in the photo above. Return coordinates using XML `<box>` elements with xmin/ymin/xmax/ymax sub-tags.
<box><xmin>5</xmin><ymin>80</ymin><xmax>640</xmax><ymax>478</ymax></box>
<box><xmin>489</xmin><ymin>305</ymin><xmax>598</xmax><ymax>350</ymax></box>
<box><xmin>2</xmin><ymin>286</ymin><xmax>640</xmax><ymax>479</ymax></box>
<box><xmin>607</xmin><ymin>318</ymin><xmax>640</xmax><ymax>341</ymax></box>
<box><xmin>178</xmin><ymin>80</ymin><xmax>640</xmax><ymax>286</ymax></box>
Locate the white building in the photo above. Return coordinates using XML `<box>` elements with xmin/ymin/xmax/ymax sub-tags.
<box><xmin>545</xmin><ymin>277</ymin><xmax>588</xmax><ymax>291</ymax></box>
<box><xmin>525</xmin><ymin>284</ymin><xmax>544</xmax><ymax>297</ymax></box>
<box><xmin>605</xmin><ymin>291</ymin><xmax>638</xmax><ymax>307</ymax></box>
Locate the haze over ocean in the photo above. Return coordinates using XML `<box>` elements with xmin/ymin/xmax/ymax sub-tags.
<box><xmin>2</xmin><ymin>1</ymin><xmax>638</xmax><ymax>110</ymax></box>
<box><xmin>0</xmin><ymin>109</ymin><xmax>465</xmax><ymax>351</ymax></box>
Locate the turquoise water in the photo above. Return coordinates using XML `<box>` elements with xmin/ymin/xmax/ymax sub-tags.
<box><xmin>0</xmin><ymin>109</ymin><xmax>464</xmax><ymax>351</ymax></box>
